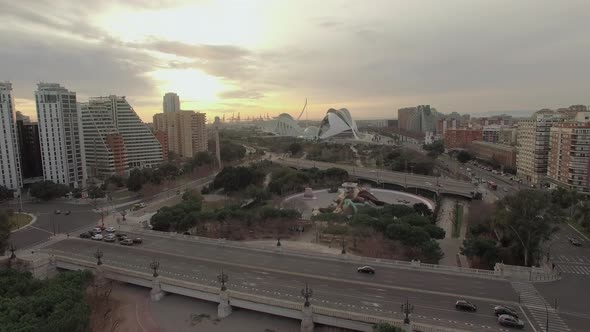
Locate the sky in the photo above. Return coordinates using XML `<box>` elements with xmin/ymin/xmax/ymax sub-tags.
<box><xmin>1</xmin><ymin>0</ymin><xmax>589</xmax><ymax>122</ymax></box>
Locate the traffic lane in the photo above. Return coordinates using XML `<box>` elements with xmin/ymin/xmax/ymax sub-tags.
<box><xmin>60</xmin><ymin>232</ymin><xmax>517</xmax><ymax>302</ymax></box>
<box><xmin>536</xmin><ymin>274</ymin><xmax>590</xmax><ymax>332</ymax></box>
<box><xmin>47</xmin><ymin>240</ymin><xmax>508</xmax><ymax>332</ymax></box>
<box><xmin>133</xmin><ymin>232</ymin><xmax>516</xmax><ymax>300</ymax></box>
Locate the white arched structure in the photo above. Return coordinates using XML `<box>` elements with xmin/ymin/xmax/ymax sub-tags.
<box><xmin>317</xmin><ymin>108</ymin><xmax>361</xmax><ymax>140</ymax></box>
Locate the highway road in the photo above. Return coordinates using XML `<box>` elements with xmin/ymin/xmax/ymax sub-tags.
<box><xmin>44</xmin><ymin>232</ymin><xmax>531</xmax><ymax>332</ymax></box>
<box><xmin>274</xmin><ymin>158</ymin><xmax>476</xmax><ymax>197</ymax></box>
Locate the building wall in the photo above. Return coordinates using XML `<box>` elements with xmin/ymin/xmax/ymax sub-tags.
<box><xmin>443</xmin><ymin>129</ymin><xmax>483</xmax><ymax>149</ymax></box>
<box><xmin>154</xmin><ymin>131</ymin><xmax>168</xmax><ymax>161</ymax></box>
<box><xmin>153</xmin><ymin>111</ymin><xmax>207</xmax><ymax>158</ymax></box>
<box><xmin>16</xmin><ymin>120</ymin><xmax>43</xmax><ymax>179</ymax></box>
<box><xmin>548</xmin><ymin>121</ymin><xmax>590</xmax><ymax>194</ymax></box>
<box><xmin>105</xmin><ymin>133</ymin><xmax>127</xmax><ymax>176</ymax></box>
<box><xmin>35</xmin><ymin>83</ymin><xmax>86</xmax><ymax>188</ymax></box>
<box><xmin>163</xmin><ymin>92</ymin><xmax>180</xmax><ymax>113</ymax></box>
<box><xmin>468</xmin><ymin>141</ymin><xmax>517</xmax><ymax>169</ymax></box>
<box><xmin>0</xmin><ymin>82</ymin><xmax>22</xmax><ymax>193</ymax></box>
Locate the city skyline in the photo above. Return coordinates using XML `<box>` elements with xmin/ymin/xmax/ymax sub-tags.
<box><xmin>1</xmin><ymin>1</ymin><xmax>589</xmax><ymax>122</ymax></box>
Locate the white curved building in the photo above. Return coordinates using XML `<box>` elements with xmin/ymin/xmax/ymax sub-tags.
<box><xmin>317</xmin><ymin>108</ymin><xmax>361</xmax><ymax>140</ymax></box>
<box><xmin>260</xmin><ymin>113</ymin><xmax>303</xmax><ymax>136</ymax></box>
<box><xmin>302</xmin><ymin>126</ymin><xmax>319</xmax><ymax>139</ymax></box>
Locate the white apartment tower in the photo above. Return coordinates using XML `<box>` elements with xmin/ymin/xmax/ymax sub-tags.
<box><xmin>81</xmin><ymin>95</ymin><xmax>163</xmax><ymax>172</ymax></box>
<box><xmin>0</xmin><ymin>82</ymin><xmax>22</xmax><ymax>194</ymax></box>
<box><xmin>163</xmin><ymin>92</ymin><xmax>180</xmax><ymax>113</ymax></box>
<box><xmin>35</xmin><ymin>83</ymin><xmax>87</xmax><ymax>188</ymax></box>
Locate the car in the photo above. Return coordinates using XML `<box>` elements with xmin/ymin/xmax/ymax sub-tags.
<box><xmin>498</xmin><ymin>314</ymin><xmax>525</xmax><ymax>329</ymax></box>
<box><xmin>64</xmin><ymin>210</ymin><xmax>71</xmax><ymax>215</ymax></box>
<box><xmin>494</xmin><ymin>305</ymin><xmax>519</xmax><ymax>318</ymax></box>
<box><xmin>79</xmin><ymin>232</ymin><xmax>91</xmax><ymax>238</ymax></box>
<box><xmin>90</xmin><ymin>227</ymin><xmax>102</xmax><ymax>235</ymax></box>
<box><xmin>357</xmin><ymin>266</ymin><xmax>375</xmax><ymax>274</ymax></box>
<box><xmin>54</xmin><ymin>209</ymin><xmax>61</xmax><ymax>214</ymax></box>
<box><xmin>455</xmin><ymin>300</ymin><xmax>477</xmax><ymax>312</ymax></box>
<box><xmin>104</xmin><ymin>236</ymin><xmax>116</xmax><ymax>243</ymax></box>
<box><xmin>327</xmin><ymin>187</ymin><xmax>339</xmax><ymax>193</ymax></box>
<box><xmin>91</xmin><ymin>234</ymin><xmax>103</xmax><ymax>241</ymax></box>
<box><xmin>115</xmin><ymin>233</ymin><xmax>127</xmax><ymax>238</ymax></box>
<box><xmin>132</xmin><ymin>238</ymin><xmax>143</xmax><ymax>244</ymax></box>
<box><xmin>105</xmin><ymin>227</ymin><xmax>116</xmax><ymax>233</ymax></box>
<box><xmin>569</xmin><ymin>237</ymin><xmax>582</xmax><ymax>246</ymax></box>
<box><xmin>120</xmin><ymin>239</ymin><xmax>134</xmax><ymax>246</ymax></box>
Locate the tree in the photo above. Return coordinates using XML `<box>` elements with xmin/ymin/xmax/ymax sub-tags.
<box><xmin>127</xmin><ymin>169</ymin><xmax>144</xmax><ymax>192</ymax></box>
<box><xmin>0</xmin><ymin>210</ymin><xmax>10</xmax><ymax>255</ymax></box>
<box><xmin>457</xmin><ymin>150</ymin><xmax>473</xmax><ymax>163</ymax></box>
<box><xmin>461</xmin><ymin>237</ymin><xmax>500</xmax><ymax>269</ymax></box>
<box><xmin>495</xmin><ymin>190</ymin><xmax>562</xmax><ymax>266</ymax></box>
<box><xmin>287</xmin><ymin>142</ymin><xmax>303</xmax><ymax>156</ymax></box>
<box><xmin>30</xmin><ymin>181</ymin><xmax>70</xmax><ymax>201</ymax></box>
<box><xmin>422</xmin><ymin>140</ymin><xmax>445</xmax><ymax>158</ymax></box>
<box><xmin>87</xmin><ymin>185</ymin><xmax>105</xmax><ymax>199</ymax></box>
<box><xmin>418</xmin><ymin>240</ymin><xmax>444</xmax><ymax>263</ymax></box>
<box><xmin>0</xmin><ymin>185</ymin><xmax>13</xmax><ymax>201</ymax></box>
<box><xmin>220</xmin><ymin>141</ymin><xmax>246</xmax><ymax>162</ymax></box>
<box><xmin>413</xmin><ymin>203</ymin><xmax>432</xmax><ymax>217</ymax></box>
<box><xmin>573</xmin><ymin>200</ymin><xmax>590</xmax><ymax>232</ymax></box>
<box><xmin>373</xmin><ymin>322</ymin><xmax>403</xmax><ymax>332</ymax></box>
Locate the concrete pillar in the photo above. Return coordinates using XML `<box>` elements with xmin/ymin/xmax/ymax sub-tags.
<box><xmin>300</xmin><ymin>305</ymin><xmax>314</xmax><ymax>332</ymax></box>
<box><xmin>402</xmin><ymin>323</ymin><xmax>412</xmax><ymax>332</ymax></box>
<box><xmin>217</xmin><ymin>290</ymin><xmax>232</xmax><ymax>318</ymax></box>
<box><xmin>150</xmin><ymin>276</ymin><xmax>165</xmax><ymax>302</ymax></box>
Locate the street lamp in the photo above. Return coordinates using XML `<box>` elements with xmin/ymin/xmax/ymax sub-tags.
<box><xmin>94</xmin><ymin>248</ymin><xmax>103</xmax><ymax>266</ymax></box>
<box><xmin>301</xmin><ymin>282</ymin><xmax>313</xmax><ymax>307</ymax></box>
<box><xmin>401</xmin><ymin>297</ymin><xmax>414</xmax><ymax>324</ymax></box>
<box><xmin>217</xmin><ymin>268</ymin><xmax>229</xmax><ymax>291</ymax></box>
<box><xmin>8</xmin><ymin>243</ymin><xmax>16</xmax><ymax>259</ymax></box>
<box><xmin>341</xmin><ymin>236</ymin><xmax>346</xmax><ymax>254</ymax></box>
<box><xmin>277</xmin><ymin>237</ymin><xmax>282</xmax><ymax>247</ymax></box>
<box><xmin>150</xmin><ymin>258</ymin><xmax>160</xmax><ymax>277</ymax></box>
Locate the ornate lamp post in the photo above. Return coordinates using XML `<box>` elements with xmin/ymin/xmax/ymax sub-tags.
<box><xmin>150</xmin><ymin>258</ymin><xmax>160</xmax><ymax>277</ymax></box>
<box><xmin>401</xmin><ymin>297</ymin><xmax>414</xmax><ymax>324</ymax></box>
<box><xmin>94</xmin><ymin>248</ymin><xmax>103</xmax><ymax>266</ymax></box>
<box><xmin>217</xmin><ymin>268</ymin><xmax>229</xmax><ymax>291</ymax></box>
<box><xmin>301</xmin><ymin>282</ymin><xmax>313</xmax><ymax>307</ymax></box>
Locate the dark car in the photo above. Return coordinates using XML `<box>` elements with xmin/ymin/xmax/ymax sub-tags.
<box><xmin>455</xmin><ymin>300</ymin><xmax>477</xmax><ymax>312</ymax></box>
<box><xmin>64</xmin><ymin>210</ymin><xmax>71</xmax><ymax>215</ymax></box>
<box><xmin>115</xmin><ymin>233</ymin><xmax>127</xmax><ymax>238</ymax></box>
<box><xmin>133</xmin><ymin>238</ymin><xmax>143</xmax><ymax>244</ymax></box>
<box><xmin>494</xmin><ymin>305</ymin><xmax>518</xmax><ymax>318</ymax></box>
<box><xmin>327</xmin><ymin>187</ymin><xmax>339</xmax><ymax>193</ymax></box>
<box><xmin>79</xmin><ymin>232</ymin><xmax>91</xmax><ymax>238</ymax></box>
<box><xmin>498</xmin><ymin>314</ymin><xmax>525</xmax><ymax>329</ymax></box>
<box><xmin>357</xmin><ymin>266</ymin><xmax>375</xmax><ymax>274</ymax></box>
<box><xmin>120</xmin><ymin>239</ymin><xmax>133</xmax><ymax>246</ymax></box>
<box><xmin>569</xmin><ymin>237</ymin><xmax>582</xmax><ymax>246</ymax></box>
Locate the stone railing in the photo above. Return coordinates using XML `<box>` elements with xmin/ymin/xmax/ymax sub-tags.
<box><xmin>52</xmin><ymin>253</ymin><xmax>467</xmax><ymax>331</ymax></box>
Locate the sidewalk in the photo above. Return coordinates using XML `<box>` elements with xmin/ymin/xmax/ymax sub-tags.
<box><xmin>436</xmin><ymin>198</ymin><xmax>468</xmax><ymax>266</ymax></box>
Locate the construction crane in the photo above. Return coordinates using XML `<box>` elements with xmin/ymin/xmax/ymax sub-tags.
<box><xmin>297</xmin><ymin>98</ymin><xmax>308</xmax><ymax>121</ymax></box>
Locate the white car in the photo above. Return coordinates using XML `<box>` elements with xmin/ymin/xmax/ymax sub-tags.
<box><xmin>91</xmin><ymin>234</ymin><xmax>103</xmax><ymax>241</ymax></box>
<box><xmin>106</xmin><ymin>227</ymin><xmax>116</xmax><ymax>233</ymax></box>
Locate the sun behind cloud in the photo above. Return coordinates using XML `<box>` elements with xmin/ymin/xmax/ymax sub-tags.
<box><xmin>150</xmin><ymin>68</ymin><xmax>224</xmax><ymax>104</ymax></box>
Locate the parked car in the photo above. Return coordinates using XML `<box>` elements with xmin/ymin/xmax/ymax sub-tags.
<box><xmin>115</xmin><ymin>233</ymin><xmax>127</xmax><ymax>238</ymax></box>
<box><xmin>104</xmin><ymin>236</ymin><xmax>116</xmax><ymax>243</ymax></box>
<box><xmin>132</xmin><ymin>238</ymin><xmax>143</xmax><ymax>244</ymax></box>
<box><xmin>498</xmin><ymin>314</ymin><xmax>525</xmax><ymax>329</ymax></box>
<box><xmin>494</xmin><ymin>305</ymin><xmax>519</xmax><ymax>318</ymax></box>
<box><xmin>120</xmin><ymin>239</ymin><xmax>133</xmax><ymax>246</ymax></box>
<box><xmin>54</xmin><ymin>210</ymin><xmax>61</xmax><ymax>214</ymax></box>
<box><xmin>455</xmin><ymin>300</ymin><xmax>477</xmax><ymax>312</ymax></box>
<box><xmin>91</xmin><ymin>234</ymin><xmax>103</xmax><ymax>241</ymax></box>
<box><xmin>64</xmin><ymin>210</ymin><xmax>71</xmax><ymax>215</ymax></box>
<box><xmin>569</xmin><ymin>237</ymin><xmax>582</xmax><ymax>246</ymax></box>
<box><xmin>357</xmin><ymin>266</ymin><xmax>375</xmax><ymax>274</ymax></box>
<box><xmin>90</xmin><ymin>228</ymin><xmax>102</xmax><ymax>235</ymax></box>
<box><xmin>106</xmin><ymin>227</ymin><xmax>116</xmax><ymax>233</ymax></box>
<box><xmin>79</xmin><ymin>232</ymin><xmax>91</xmax><ymax>239</ymax></box>
<box><xmin>327</xmin><ymin>187</ymin><xmax>339</xmax><ymax>193</ymax></box>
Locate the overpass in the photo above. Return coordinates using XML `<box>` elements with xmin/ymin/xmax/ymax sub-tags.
<box><xmin>274</xmin><ymin>158</ymin><xmax>477</xmax><ymax>198</ymax></box>
<box><xmin>17</xmin><ymin>228</ymin><xmax>559</xmax><ymax>332</ymax></box>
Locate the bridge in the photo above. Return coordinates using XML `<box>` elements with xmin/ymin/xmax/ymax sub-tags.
<box><xmin>274</xmin><ymin>158</ymin><xmax>477</xmax><ymax>198</ymax></box>
<box><xmin>10</xmin><ymin>227</ymin><xmax>559</xmax><ymax>332</ymax></box>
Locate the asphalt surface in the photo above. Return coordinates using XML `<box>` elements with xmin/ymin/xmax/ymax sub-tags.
<box><xmin>45</xmin><ymin>232</ymin><xmax>524</xmax><ymax>331</ymax></box>
<box><xmin>275</xmin><ymin>158</ymin><xmax>475</xmax><ymax>197</ymax></box>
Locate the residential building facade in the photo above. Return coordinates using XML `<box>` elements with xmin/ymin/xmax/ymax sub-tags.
<box><xmin>35</xmin><ymin>83</ymin><xmax>86</xmax><ymax>188</ymax></box>
<box><xmin>547</xmin><ymin>112</ymin><xmax>590</xmax><ymax>194</ymax></box>
<box><xmin>163</xmin><ymin>92</ymin><xmax>180</xmax><ymax>113</ymax></box>
<box><xmin>443</xmin><ymin>129</ymin><xmax>483</xmax><ymax>149</ymax></box>
<box><xmin>516</xmin><ymin>110</ymin><xmax>561</xmax><ymax>185</ymax></box>
<box><xmin>468</xmin><ymin>141</ymin><xmax>517</xmax><ymax>169</ymax></box>
<box><xmin>397</xmin><ymin>105</ymin><xmax>437</xmax><ymax>134</ymax></box>
<box><xmin>16</xmin><ymin>116</ymin><xmax>43</xmax><ymax>179</ymax></box>
<box><xmin>80</xmin><ymin>95</ymin><xmax>163</xmax><ymax>179</ymax></box>
<box><xmin>153</xmin><ymin>110</ymin><xmax>207</xmax><ymax>158</ymax></box>
<box><xmin>0</xmin><ymin>82</ymin><xmax>22</xmax><ymax>193</ymax></box>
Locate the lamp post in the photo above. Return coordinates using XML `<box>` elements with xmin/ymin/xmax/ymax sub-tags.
<box><xmin>301</xmin><ymin>282</ymin><xmax>313</xmax><ymax>307</ymax></box>
<box><xmin>217</xmin><ymin>268</ymin><xmax>229</xmax><ymax>291</ymax></box>
<box><xmin>94</xmin><ymin>248</ymin><xmax>103</xmax><ymax>266</ymax></box>
<box><xmin>277</xmin><ymin>237</ymin><xmax>281</xmax><ymax>247</ymax></box>
<box><xmin>150</xmin><ymin>258</ymin><xmax>160</xmax><ymax>277</ymax></box>
<box><xmin>401</xmin><ymin>297</ymin><xmax>414</xmax><ymax>324</ymax></box>
<box><xmin>8</xmin><ymin>243</ymin><xmax>16</xmax><ymax>259</ymax></box>
<box><xmin>341</xmin><ymin>236</ymin><xmax>346</xmax><ymax>254</ymax></box>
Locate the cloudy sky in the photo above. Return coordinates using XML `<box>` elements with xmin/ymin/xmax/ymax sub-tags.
<box><xmin>1</xmin><ymin>0</ymin><xmax>589</xmax><ymax>122</ymax></box>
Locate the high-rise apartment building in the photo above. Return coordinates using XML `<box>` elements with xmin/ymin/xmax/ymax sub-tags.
<box><xmin>443</xmin><ymin>128</ymin><xmax>483</xmax><ymax>149</ymax></box>
<box><xmin>80</xmin><ymin>95</ymin><xmax>163</xmax><ymax>179</ymax></box>
<box><xmin>163</xmin><ymin>92</ymin><xmax>180</xmax><ymax>113</ymax></box>
<box><xmin>153</xmin><ymin>111</ymin><xmax>207</xmax><ymax>158</ymax></box>
<box><xmin>516</xmin><ymin>110</ymin><xmax>561</xmax><ymax>185</ymax></box>
<box><xmin>35</xmin><ymin>83</ymin><xmax>86</xmax><ymax>188</ymax></box>
<box><xmin>16</xmin><ymin>115</ymin><xmax>43</xmax><ymax>179</ymax></box>
<box><xmin>397</xmin><ymin>105</ymin><xmax>438</xmax><ymax>134</ymax></box>
<box><xmin>547</xmin><ymin>112</ymin><xmax>590</xmax><ymax>194</ymax></box>
<box><xmin>0</xmin><ymin>82</ymin><xmax>22</xmax><ymax>193</ymax></box>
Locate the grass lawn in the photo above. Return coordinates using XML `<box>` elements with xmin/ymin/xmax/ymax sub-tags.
<box><xmin>9</xmin><ymin>213</ymin><xmax>33</xmax><ymax>231</ymax></box>
<box><xmin>568</xmin><ymin>220</ymin><xmax>590</xmax><ymax>241</ymax></box>
<box><xmin>452</xmin><ymin>203</ymin><xmax>463</xmax><ymax>238</ymax></box>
